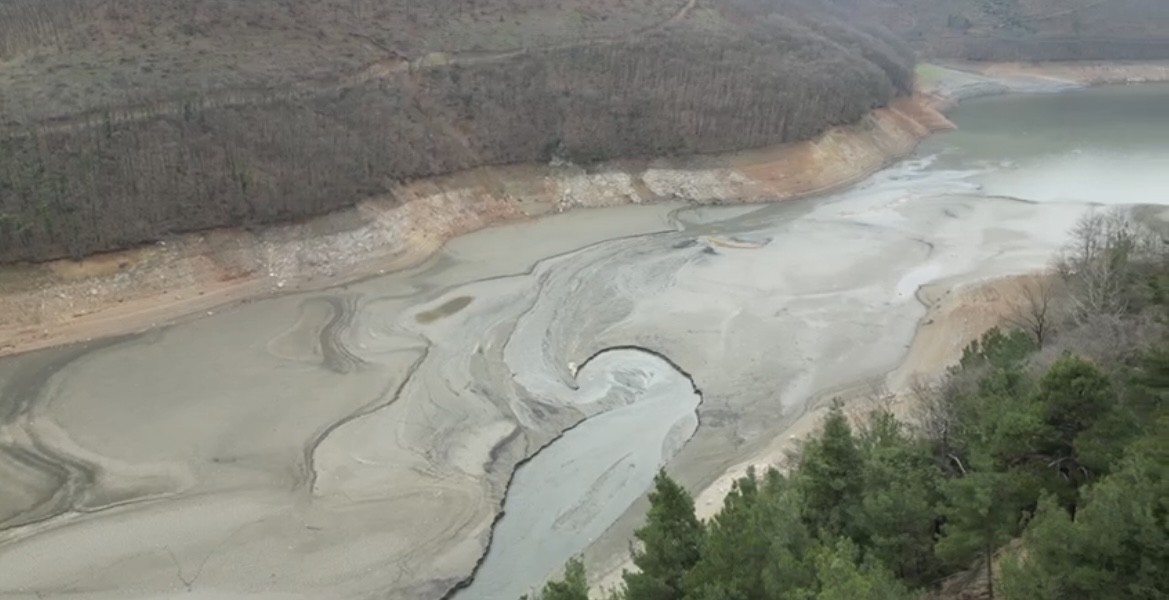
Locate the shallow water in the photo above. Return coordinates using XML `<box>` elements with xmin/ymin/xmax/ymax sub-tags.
<box><xmin>454</xmin><ymin>349</ymin><xmax>700</xmax><ymax>600</ymax></box>
<box><xmin>925</xmin><ymin>83</ymin><xmax>1169</xmax><ymax>205</ymax></box>
<box><xmin>2</xmin><ymin>85</ymin><xmax>1169</xmax><ymax>600</ymax></box>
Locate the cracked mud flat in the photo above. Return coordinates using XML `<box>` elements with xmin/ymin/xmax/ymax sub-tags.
<box><xmin>2</xmin><ymin>84</ymin><xmax>1169</xmax><ymax>599</ymax></box>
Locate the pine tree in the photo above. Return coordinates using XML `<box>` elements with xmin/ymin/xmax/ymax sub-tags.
<box><xmin>525</xmin><ymin>557</ymin><xmax>590</xmax><ymax>600</ymax></box>
<box><xmin>685</xmin><ymin>469</ymin><xmax>816</xmax><ymax>600</ymax></box>
<box><xmin>758</xmin><ymin>470</ymin><xmax>818</xmax><ymax>599</ymax></box>
<box><xmin>1032</xmin><ymin>355</ymin><xmax>1113</xmax><ymax>457</ymax></box>
<box><xmin>683</xmin><ymin>472</ymin><xmax>763</xmax><ymax>600</ymax></box>
<box><xmin>855</xmin><ymin>411</ymin><xmax>945</xmax><ymax>585</ymax></box>
<box><xmin>957</xmin><ymin>327</ymin><xmax>1036</xmax><ymax>373</ymax></box>
<box><xmin>1001</xmin><ymin>418</ymin><xmax>1169</xmax><ymax>600</ymax></box>
<box><xmin>797</xmin><ymin>403</ymin><xmax>865</xmax><ymax>539</ymax></box>
<box><xmin>936</xmin><ymin>471</ymin><xmax>1020</xmax><ymax>599</ymax></box>
<box><xmin>810</xmin><ymin>538</ymin><xmax>916</xmax><ymax>600</ymax></box>
<box><xmin>623</xmin><ymin>471</ymin><xmax>703</xmax><ymax>600</ymax></box>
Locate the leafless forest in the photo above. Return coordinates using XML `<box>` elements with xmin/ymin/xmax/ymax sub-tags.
<box><xmin>2</xmin><ymin>0</ymin><xmax>1168</xmax><ymax>261</ymax></box>
<box><xmin>0</xmin><ymin>2</ymin><xmax>914</xmax><ymax>261</ymax></box>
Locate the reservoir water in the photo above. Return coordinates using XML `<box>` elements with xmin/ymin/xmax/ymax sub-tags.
<box><xmin>1</xmin><ymin>84</ymin><xmax>1168</xmax><ymax>599</ymax></box>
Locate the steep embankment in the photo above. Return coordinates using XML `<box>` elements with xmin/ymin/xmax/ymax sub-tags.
<box><xmin>0</xmin><ymin>93</ymin><xmax>945</xmax><ymax>357</ymax></box>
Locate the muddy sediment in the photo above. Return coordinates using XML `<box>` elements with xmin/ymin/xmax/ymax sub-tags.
<box><xmin>452</xmin><ymin>347</ymin><xmax>702</xmax><ymax>600</ymax></box>
<box><xmin>2</xmin><ymin>64</ymin><xmax>1169</xmax><ymax>600</ymax></box>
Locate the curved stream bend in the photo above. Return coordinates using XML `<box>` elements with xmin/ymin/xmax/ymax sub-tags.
<box><xmin>452</xmin><ymin>347</ymin><xmax>702</xmax><ymax>600</ymax></box>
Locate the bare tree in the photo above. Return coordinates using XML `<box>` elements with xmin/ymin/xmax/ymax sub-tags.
<box><xmin>1037</xmin><ymin>311</ymin><xmax>1163</xmax><ymax>369</ymax></box>
<box><xmin>1004</xmin><ymin>274</ymin><xmax>1059</xmax><ymax>347</ymax></box>
<box><xmin>908</xmin><ymin>375</ymin><xmax>950</xmax><ymax>443</ymax></box>
<box><xmin>908</xmin><ymin>374</ymin><xmax>972</xmax><ymax>475</ymax></box>
<box><xmin>863</xmin><ymin>381</ymin><xmax>897</xmax><ymax>414</ymax></box>
<box><xmin>1055</xmin><ymin>208</ymin><xmax>1160</xmax><ymax>323</ymax></box>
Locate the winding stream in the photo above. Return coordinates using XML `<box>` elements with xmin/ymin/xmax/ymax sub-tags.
<box><xmin>453</xmin><ymin>348</ymin><xmax>701</xmax><ymax>600</ymax></box>
<box><xmin>1</xmin><ymin>84</ymin><xmax>1168</xmax><ymax>600</ymax></box>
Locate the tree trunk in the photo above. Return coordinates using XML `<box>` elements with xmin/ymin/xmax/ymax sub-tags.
<box><xmin>985</xmin><ymin>543</ymin><xmax>995</xmax><ymax>599</ymax></box>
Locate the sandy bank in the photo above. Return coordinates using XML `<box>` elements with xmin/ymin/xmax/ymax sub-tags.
<box><xmin>691</xmin><ymin>272</ymin><xmax>1037</xmax><ymax>511</ymax></box>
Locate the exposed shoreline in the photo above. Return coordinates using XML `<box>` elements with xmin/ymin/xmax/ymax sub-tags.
<box><xmin>3</xmin><ymin>61</ymin><xmax>1167</xmax><ymax>359</ymax></box>
<box><xmin>2</xmin><ymin>63</ymin><xmax>1167</xmax><ymax>600</ymax></box>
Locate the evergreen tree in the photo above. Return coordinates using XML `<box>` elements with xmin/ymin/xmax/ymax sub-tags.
<box><xmin>685</xmin><ymin>469</ymin><xmax>817</xmax><ymax>600</ymax></box>
<box><xmin>936</xmin><ymin>470</ymin><xmax>1020</xmax><ymax>599</ymax></box>
<box><xmin>1032</xmin><ymin>355</ymin><xmax>1113</xmax><ymax>457</ymax></box>
<box><xmin>855</xmin><ymin>411</ymin><xmax>945</xmax><ymax>585</ymax></box>
<box><xmin>1078</xmin><ymin>346</ymin><xmax>1169</xmax><ymax>475</ymax></box>
<box><xmin>526</xmin><ymin>330</ymin><xmax>1168</xmax><ymax>600</ymax></box>
<box><xmin>684</xmin><ymin>472</ymin><xmax>766</xmax><ymax>600</ymax></box>
<box><xmin>951</xmin><ymin>328</ymin><xmax>1036</xmax><ymax>405</ymax></box>
<box><xmin>623</xmin><ymin>471</ymin><xmax>703</xmax><ymax>600</ymax></box>
<box><xmin>808</xmin><ymin>538</ymin><xmax>916</xmax><ymax>600</ymax></box>
<box><xmin>1001</xmin><ymin>418</ymin><xmax>1169</xmax><ymax>600</ymax></box>
<box><xmin>1134</xmin><ymin>345</ymin><xmax>1169</xmax><ymax>393</ymax></box>
<box><xmin>957</xmin><ymin>328</ymin><xmax>1036</xmax><ymax>374</ymax></box>
<box><xmin>525</xmin><ymin>557</ymin><xmax>590</xmax><ymax>600</ymax></box>
<box><xmin>758</xmin><ymin>470</ymin><xmax>818</xmax><ymax>599</ymax></box>
<box><xmin>797</xmin><ymin>403</ymin><xmax>865</xmax><ymax>539</ymax></box>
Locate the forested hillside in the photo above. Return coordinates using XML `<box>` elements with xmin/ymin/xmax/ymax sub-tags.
<box><xmin>4</xmin><ymin>0</ymin><xmax>1169</xmax><ymax>263</ymax></box>
<box><xmin>0</xmin><ymin>0</ymin><xmax>914</xmax><ymax>262</ymax></box>
<box><xmin>839</xmin><ymin>0</ymin><xmax>1169</xmax><ymax>60</ymax></box>
<box><xmin>533</xmin><ymin>208</ymin><xmax>1169</xmax><ymax>599</ymax></box>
